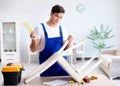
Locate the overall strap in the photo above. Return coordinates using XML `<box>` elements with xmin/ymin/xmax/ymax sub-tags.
<box><xmin>41</xmin><ymin>23</ymin><xmax>47</xmax><ymax>37</ymax></box>
<box><xmin>59</xmin><ymin>25</ymin><xmax>63</xmax><ymax>36</ymax></box>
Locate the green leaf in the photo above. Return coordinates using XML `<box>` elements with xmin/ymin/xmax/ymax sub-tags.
<box><xmin>87</xmin><ymin>24</ymin><xmax>114</xmax><ymax>52</ymax></box>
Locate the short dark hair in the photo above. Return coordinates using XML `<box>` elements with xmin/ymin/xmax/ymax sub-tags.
<box><xmin>51</xmin><ymin>4</ymin><xmax>65</xmax><ymax>13</ymax></box>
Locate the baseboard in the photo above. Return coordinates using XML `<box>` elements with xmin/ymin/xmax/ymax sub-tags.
<box><xmin>77</xmin><ymin>57</ymin><xmax>98</xmax><ymax>60</ymax></box>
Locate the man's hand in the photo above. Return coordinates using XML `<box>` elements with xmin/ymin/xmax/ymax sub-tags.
<box><xmin>68</xmin><ymin>35</ymin><xmax>73</xmax><ymax>43</ymax></box>
<box><xmin>64</xmin><ymin>35</ymin><xmax>73</xmax><ymax>50</ymax></box>
<box><xmin>30</xmin><ymin>31</ymin><xmax>39</xmax><ymax>52</ymax></box>
<box><xmin>30</xmin><ymin>32</ymin><xmax>37</xmax><ymax>40</ymax></box>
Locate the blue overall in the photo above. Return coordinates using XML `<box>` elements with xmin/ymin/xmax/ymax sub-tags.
<box><xmin>39</xmin><ymin>23</ymin><xmax>69</xmax><ymax>76</ymax></box>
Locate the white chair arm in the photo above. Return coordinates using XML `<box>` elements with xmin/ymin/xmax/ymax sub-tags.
<box><xmin>100</xmin><ymin>49</ymin><xmax>117</xmax><ymax>55</ymax></box>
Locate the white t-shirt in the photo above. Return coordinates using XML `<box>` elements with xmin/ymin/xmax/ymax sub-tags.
<box><xmin>34</xmin><ymin>23</ymin><xmax>69</xmax><ymax>52</ymax></box>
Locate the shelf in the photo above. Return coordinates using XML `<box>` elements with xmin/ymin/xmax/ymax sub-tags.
<box><xmin>1</xmin><ymin>22</ymin><xmax>19</xmax><ymax>64</ymax></box>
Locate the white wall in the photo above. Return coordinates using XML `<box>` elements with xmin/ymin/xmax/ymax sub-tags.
<box><xmin>0</xmin><ymin>0</ymin><xmax>120</xmax><ymax>62</ymax></box>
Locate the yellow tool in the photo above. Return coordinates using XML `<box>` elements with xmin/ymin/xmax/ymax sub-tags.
<box><xmin>69</xmin><ymin>79</ymin><xmax>84</xmax><ymax>86</ymax></box>
<box><xmin>23</xmin><ymin>21</ymin><xmax>33</xmax><ymax>33</ymax></box>
<box><xmin>69</xmin><ymin>80</ymin><xmax>74</xmax><ymax>85</ymax></box>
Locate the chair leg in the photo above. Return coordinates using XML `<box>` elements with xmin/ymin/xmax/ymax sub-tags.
<box><xmin>73</xmin><ymin>49</ymin><xmax>77</xmax><ymax>64</ymax></box>
<box><xmin>73</xmin><ymin>56</ymin><xmax>77</xmax><ymax>64</ymax></box>
<box><xmin>81</xmin><ymin>54</ymin><xmax>85</xmax><ymax>61</ymax></box>
<box><xmin>70</xmin><ymin>55</ymin><xmax>73</xmax><ymax>65</ymax></box>
<box><xmin>66</xmin><ymin>55</ymin><xmax>73</xmax><ymax>65</ymax></box>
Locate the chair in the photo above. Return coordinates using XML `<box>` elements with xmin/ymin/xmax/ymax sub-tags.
<box><xmin>99</xmin><ymin>48</ymin><xmax>120</xmax><ymax>79</ymax></box>
<box><xmin>73</xmin><ymin>39</ymin><xmax>86</xmax><ymax>63</ymax></box>
<box><xmin>64</xmin><ymin>39</ymin><xmax>86</xmax><ymax>64</ymax></box>
<box><xmin>26</xmin><ymin>40</ymin><xmax>38</xmax><ymax>64</ymax></box>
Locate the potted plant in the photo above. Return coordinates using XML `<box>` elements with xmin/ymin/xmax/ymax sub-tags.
<box><xmin>87</xmin><ymin>24</ymin><xmax>114</xmax><ymax>55</ymax></box>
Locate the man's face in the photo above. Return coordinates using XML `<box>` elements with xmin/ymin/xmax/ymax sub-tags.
<box><xmin>50</xmin><ymin>13</ymin><xmax>64</xmax><ymax>25</ymax></box>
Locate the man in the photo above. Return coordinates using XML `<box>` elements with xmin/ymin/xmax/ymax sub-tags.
<box><xmin>30</xmin><ymin>4</ymin><xmax>73</xmax><ymax>76</ymax></box>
